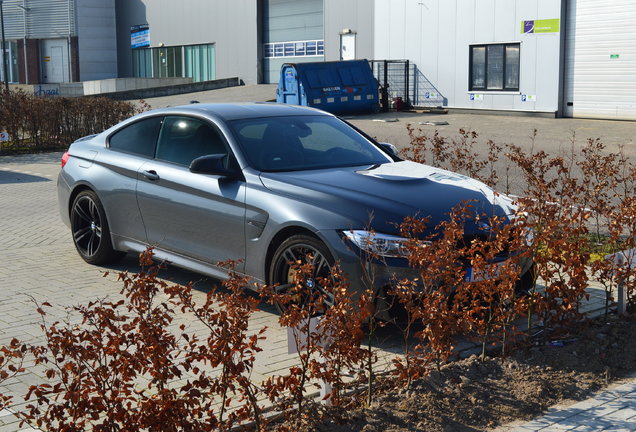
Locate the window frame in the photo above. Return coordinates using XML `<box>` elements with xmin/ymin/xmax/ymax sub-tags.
<box><xmin>107</xmin><ymin>116</ymin><xmax>164</xmax><ymax>158</ymax></box>
<box><xmin>154</xmin><ymin>115</ymin><xmax>231</xmax><ymax>168</ymax></box>
<box><xmin>263</xmin><ymin>40</ymin><xmax>325</xmax><ymax>59</ymax></box>
<box><xmin>132</xmin><ymin>43</ymin><xmax>215</xmax><ymax>82</ymax></box>
<box><xmin>469</xmin><ymin>42</ymin><xmax>520</xmax><ymax>92</ymax></box>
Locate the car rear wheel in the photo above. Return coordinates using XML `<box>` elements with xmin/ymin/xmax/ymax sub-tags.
<box><xmin>269</xmin><ymin>235</ymin><xmax>336</xmax><ymax>314</ymax></box>
<box><xmin>70</xmin><ymin>190</ymin><xmax>124</xmax><ymax>265</ymax></box>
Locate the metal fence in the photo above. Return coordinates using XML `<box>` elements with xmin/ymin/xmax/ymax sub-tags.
<box><xmin>369</xmin><ymin>60</ymin><xmax>445</xmax><ymax>110</ymax></box>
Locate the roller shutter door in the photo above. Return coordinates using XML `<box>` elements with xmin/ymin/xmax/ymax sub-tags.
<box><xmin>563</xmin><ymin>0</ymin><xmax>636</xmax><ymax>120</ymax></box>
<box><xmin>263</xmin><ymin>0</ymin><xmax>324</xmax><ymax>83</ymax></box>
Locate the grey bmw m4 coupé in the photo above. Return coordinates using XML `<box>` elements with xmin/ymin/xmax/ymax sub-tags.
<box><xmin>57</xmin><ymin>103</ymin><xmax>533</xmax><ymax>315</ymax></box>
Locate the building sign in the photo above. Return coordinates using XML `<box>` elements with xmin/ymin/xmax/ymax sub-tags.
<box><xmin>521</xmin><ymin>94</ymin><xmax>537</xmax><ymax>102</ymax></box>
<box><xmin>34</xmin><ymin>85</ymin><xmax>60</xmax><ymax>97</ymax></box>
<box><xmin>0</xmin><ymin>132</ymin><xmax>10</xmax><ymax>142</ymax></box>
<box><xmin>610</xmin><ymin>54</ymin><xmax>620</xmax><ymax>59</ymax></box>
<box><xmin>131</xmin><ymin>24</ymin><xmax>150</xmax><ymax>48</ymax></box>
<box><xmin>469</xmin><ymin>93</ymin><xmax>483</xmax><ymax>101</ymax></box>
<box><xmin>521</xmin><ymin>19</ymin><xmax>560</xmax><ymax>34</ymax></box>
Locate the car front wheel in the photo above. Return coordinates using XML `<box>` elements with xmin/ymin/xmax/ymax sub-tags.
<box><xmin>268</xmin><ymin>234</ymin><xmax>336</xmax><ymax>313</ymax></box>
<box><xmin>70</xmin><ymin>190</ymin><xmax>124</xmax><ymax>265</ymax></box>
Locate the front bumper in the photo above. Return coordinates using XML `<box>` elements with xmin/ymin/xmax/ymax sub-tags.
<box><xmin>320</xmin><ymin>229</ymin><xmax>535</xmax><ymax>320</ymax></box>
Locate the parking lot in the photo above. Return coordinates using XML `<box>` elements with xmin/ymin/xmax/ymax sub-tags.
<box><xmin>0</xmin><ymin>87</ymin><xmax>629</xmax><ymax>429</ymax></box>
<box><xmin>144</xmin><ymin>84</ymin><xmax>636</xmax><ymax>159</ymax></box>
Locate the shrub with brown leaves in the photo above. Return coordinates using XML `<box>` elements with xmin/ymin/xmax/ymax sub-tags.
<box><xmin>0</xmin><ymin>89</ymin><xmax>148</xmax><ymax>153</ymax></box>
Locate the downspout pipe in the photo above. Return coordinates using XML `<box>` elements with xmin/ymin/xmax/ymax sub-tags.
<box><xmin>0</xmin><ymin>0</ymin><xmax>9</xmax><ymax>90</ymax></box>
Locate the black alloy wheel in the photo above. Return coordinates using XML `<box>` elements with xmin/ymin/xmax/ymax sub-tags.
<box><xmin>70</xmin><ymin>190</ymin><xmax>123</xmax><ymax>265</ymax></box>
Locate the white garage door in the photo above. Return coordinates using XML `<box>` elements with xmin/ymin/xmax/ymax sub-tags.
<box><xmin>563</xmin><ymin>0</ymin><xmax>636</xmax><ymax>120</ymax></box>
<box><xmin>262</xmin><ymin>0</ymin><xmax>324</xmax><ymax>83</ymax></box>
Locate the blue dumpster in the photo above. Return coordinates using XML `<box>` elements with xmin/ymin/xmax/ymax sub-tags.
<box><xmin>276</xmin><ymin>60</ymin><xmax>379</xmax><ymax>114</ymax></box>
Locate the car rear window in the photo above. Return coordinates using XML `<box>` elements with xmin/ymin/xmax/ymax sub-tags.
<box><xmin>108</xmin><ymin>117</ymin><xmax>162</xmax><ymax>158</ymax></box>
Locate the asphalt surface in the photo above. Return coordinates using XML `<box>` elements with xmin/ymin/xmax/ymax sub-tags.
<box><xmin>143</xmin><ymin>83</ymin><xmax>635</xmax><ymax>159</ymax></box>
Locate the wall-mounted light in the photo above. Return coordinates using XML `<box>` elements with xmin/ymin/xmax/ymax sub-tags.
<box><xmin>158</xmin><ymin>42</ymin><xmax>165</xmax><ymax>47</ymax></box>
<box><xmin>341</xmin><ymin>28</ymin><xmax>353</xmax><ymax>34</ymax></box>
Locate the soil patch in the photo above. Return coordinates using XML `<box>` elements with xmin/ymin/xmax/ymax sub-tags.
<box><xmin>278</xmin><ymin>314</ymin><xmax>636</xmax><ymax>432</ymax></box>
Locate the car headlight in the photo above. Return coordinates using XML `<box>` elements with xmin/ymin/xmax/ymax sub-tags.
<box><xmin>343</xmin><ymin>230</ymin><xmax>428</xmax><ymax>258</ymax></box>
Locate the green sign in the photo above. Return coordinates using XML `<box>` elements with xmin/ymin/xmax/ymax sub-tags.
<box><xmin>610</xmin><ymin>54</ymin><xmax>620</xmax><ymax>59</ymax></box>
<box><xmin>521</xmin><ymin>19</ymin><xmax>560</xmax><ymax>34</ymax></box>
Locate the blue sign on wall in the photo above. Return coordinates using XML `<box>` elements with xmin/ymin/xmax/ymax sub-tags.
<box><xmin>131</xmin><ymin>24</ymin><xmax>150</xmax><ymax>48</ymax></box>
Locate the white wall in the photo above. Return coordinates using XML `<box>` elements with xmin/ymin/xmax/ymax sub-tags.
<box><xmin>77</xmin><ymin>0</ymin><xmax>118</xmax><ymax>81</ymax></box>
<box><xmin>324</xmin><ymin>0</ymin><xmax>375</xmax><ymax>61</ymax></box>
<box><xmin>374</xmin><ymin>0</ymin><xmax>563</xmax><ymax>113</ymax></box>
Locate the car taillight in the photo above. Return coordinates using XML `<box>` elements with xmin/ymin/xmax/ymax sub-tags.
<box><xmin>61</xmin><ymin>151</ymin><xmax>70</xmax><ymax>168</ymax></box>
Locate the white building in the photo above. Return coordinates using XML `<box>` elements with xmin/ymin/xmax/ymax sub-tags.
<box><xmin>114</xmin><ymin>0</ymin><xmax>636</xmax><ymax>120</ymax></box>
<box><xmin>2</xmin><ymin>0</ymin><xmax>634</xmax><ymax>120</ymax></box>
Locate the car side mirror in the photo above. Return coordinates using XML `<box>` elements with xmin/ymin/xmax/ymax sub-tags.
<box><xmin>378</xmin><ymin>142</ymin><xmax>398</xmax><ymax>157</ymax></box>
<box><xmin>190</xmin><ymin>154</ymin><xmax>236</xmax><ymax>178</ymax></box>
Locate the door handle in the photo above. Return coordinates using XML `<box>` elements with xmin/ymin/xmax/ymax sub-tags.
<box><xmin>142</xmin><ymin>170</ymin><xmax>160</xmax><ymax>181</ymax></box>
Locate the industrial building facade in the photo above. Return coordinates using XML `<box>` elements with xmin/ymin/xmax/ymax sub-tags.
<box><xmin>0</xmin><ymin>0</ymin><xmax>116</xmax><ymax>84</ymax></box>
<box><xmin>1</xmin><ymin>0</ymin><xmax>634</xmax><ymax>120</ymax></box>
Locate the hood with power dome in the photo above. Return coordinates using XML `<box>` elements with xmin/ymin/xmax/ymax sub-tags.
<box><xmin>259</xmin><ymin>160</ymin><xmax>514</xmax><ymax>235</ymax></box>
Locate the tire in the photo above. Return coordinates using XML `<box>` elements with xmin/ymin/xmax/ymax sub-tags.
<box><xmin>70</xmin><ymin>190</ymin><xmax>124</xmax><ymax>265</ymax></box>
<box><xmin>515</xmin><ymin>262</ymin><xmax>536</xmax><ymax>297</ymax></box>
<box><xmin>268</xmin><ymin>234</ymin><xmax>335</xmax><ymax>314</ymax></box>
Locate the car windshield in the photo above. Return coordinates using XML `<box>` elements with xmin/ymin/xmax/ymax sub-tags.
<box><xmin>228</xmin><ymin>115</ymin><xmax>393</xmax><ymax>172</ymax></box>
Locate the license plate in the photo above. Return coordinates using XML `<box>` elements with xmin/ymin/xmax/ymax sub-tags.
<box><xmin>465</xmin><ymin>260</ymin><xmax>510</xmax><ymax>282</ymax></box>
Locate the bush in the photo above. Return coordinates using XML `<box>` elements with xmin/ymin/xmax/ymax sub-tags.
<box><xmin>0</xmin><ymin>89</ymin><xmax>148</xmax><ymax>153</ymax></box>
<box><xmin>19</xmin><ymin>252</ymin><xmax>266</xmax><ymax>431</ymax></box>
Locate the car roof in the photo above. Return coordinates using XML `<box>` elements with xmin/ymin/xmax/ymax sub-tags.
<box><xmin>145</xmin><ymin>102</ymin><xmax>332</xmax><ymax>122</ymax></box>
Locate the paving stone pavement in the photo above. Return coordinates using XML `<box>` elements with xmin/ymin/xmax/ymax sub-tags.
<box><xmin>0</xmin><ymin>151</ymin><xmax>633</xmax><ymax>431</ymax></box>
<box><xmin>512</xmin><ymin>374</ymin><xmax>636</xmax><ymax>432</ymax></box>
<box><xmin>0</xmin><ymin>152</ymin><xmax>398</xmax><ymax>430</ymax></box>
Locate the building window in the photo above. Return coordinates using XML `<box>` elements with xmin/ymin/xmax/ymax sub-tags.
<box><xmin>132</xmin><ymin>43</ymin><xmax>215</xmax><ymax>82</ymax></box>
<box><xmin>469</xmin><ymin>43</ymin><xmax>520</xmax><ymax>91</ymax></box>
<box><xmin>132</xmin><ymin>48</ymin><xmax>152</xmax><ymax>78</ymax></box>
<box><xmin>1</xmin><ymin>41</ymin><xmax>20</xmax><ymax>83</ymax></box>
<box><xmin>263</xmin><ymin>40</ymin><xmax>324</xmax><ymax>58</ymax></box>
<box><xmin>184</xmin><ymin>44</ymin><xmax>215</xmax><ymax>82</ymax></box>
<box><xmin>151</xmin><ymin>46</ymin><xmax>183</xmax><ymax>78</ymax></box>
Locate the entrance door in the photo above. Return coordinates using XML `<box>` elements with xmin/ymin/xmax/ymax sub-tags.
<box><xmin>41</xmin><ymin>39</ymin><xmax>68</xmax><ymax>83</ymax></box>
<box><xmin>10</xmin><ymin>41</ymin><xmax>18</xmax><ymax>82</ymax></box>
<box><xmin>340</xmin><ymin>33</ymin><xmax>356</xmax><ymax>60</ymax></box>
<box><xmin>1</xmin><ymin>42</ymin><xmax>5</xmax><ymax>83</ymax></box>
<box><xmin>49</xmin><ymin>47</ymin><xmax>65</xmax><ymax>82</ymax></box>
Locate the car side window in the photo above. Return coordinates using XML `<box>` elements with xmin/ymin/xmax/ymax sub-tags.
<box><xmin>156</xmin><ymin>116</ymin><xmax>228</xmax><ymax>167</ymax></box>
<box><xmin>108</xmin><ymin>117</ymin><xmax>162</xmax><ymax>158</ymax></box>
